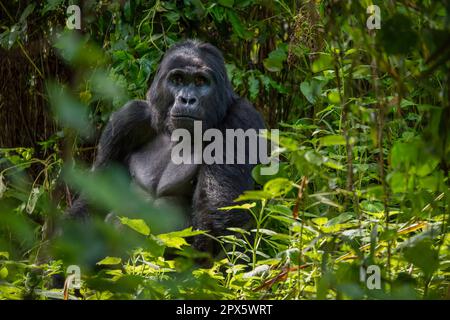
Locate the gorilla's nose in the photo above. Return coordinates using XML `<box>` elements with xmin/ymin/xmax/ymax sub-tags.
<box><xmin>179</xmin><ymin>95</ymin><xmax>197</xmax><ymax>106</ymax></box>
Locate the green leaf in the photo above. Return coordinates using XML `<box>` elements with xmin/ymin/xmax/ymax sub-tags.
<box><xmin>220</xmin><ymin>202</ymin><xmax>256</xmax><ymax>211</ymax></box>
<box><xmin>263</xmin><ymin>47</ymin><xmax>287</xmax><ymax>72</ymax></box>
<box><xmin>325</xmin><ymin>212</ymin><xmax>353</xmax><ymax>226</ymax></box>
<box><xmin>157</xmin><ymin>234</ymin><xmax>188</xmax><ymax>249</ymax></box>
<box><xmin>53</xmin><ymin>32</ymin><xmax>105</xmax><ymax>67</ymax></box>
<box><xmin>327</xmin><ymin>90</ymin><xmax>341</xmax><ymax>104</ymax></box>
<box><xmin>251</xmin><ymin>228</ymin><xmax>277</xmax><ymax>236</ymax></box>
<box><xmin>312</xmin><ymin>217</ymin><xmax>328</xmax><ymax>226</ymax></box>
<box><xmin>300</xmin><ymin>80</ymin><xmax>323</xmax><ymax>104</ymax></box>
<box><xmin>360</xmin><ymin>200</ymin><xmax>384</xmax><ymax>213</ymax></box>
<box><xmin>124</xmin><ymin>0</ymin><xmax>132</xmax><ymax>20</ymax></box>
<box><xmin>268</xmin><ymin>205</ymin><xmax>292</xmax><ymax>216</ymax></box>
<box><xmin>97</xmin><ymin>256</ymin><xmax>122</xmax><ymax>265</ymax></box>
<box><xmin>227</xmin><ymin>227</ymin><xmax>250</xmax><ymax>235</ymax></box>
<box><xmin>0</xmin><ymin>267</ymin><xmax>8</xmax><ymax>279</ymax></box>
<box><xmin>320</xmin><ymin>135</ymin><xmax>346</xmax><ymax>146</ymax></box>
<box><xmin>164</xmin><ymin>11</ymin><xmax>180</xmax><ymax>24</ymax></box>
<box><xmin>43</xmin><ymin>0</ymin><xmax>64</xmax><ymax>14</ymax></box>
<box><xmin>252</xmin><ymin>162</ymin><xmax>289</xmax><ymax>185</ymax></box>
<box><xmin>415</xmin><ymin>158</ymin><xmax>440</xmax><ymax>177</ymax></box>
<box><xmin>304</xmin><ymin>150</ymin><xmax>323</xmax><ymax>165</ymax></box>
<box><xmin>119</xmin><ymin>217</ymin><xmax>150</xmax><ymax>236</ymax></box>
<box><xmin>323</xmin><ymin>160</ymin><xmax>344</xmax><ymax>171</ymax></box>
<box><xmin>156</xmin><ymin>227</ymin><xmax>204</xmax><ymax>249</ymax></box>
<box><xmin>235</xmin><ymin>190</ymin><xmax>272</xmax><ymax>201</ymax></box>
<box><xmin>352</xmin><ymin>65</ymin><xmax>371</xmax><ymax>80</ymax></box>
<box><xmin>391</xmin><ymin>141</ymin><xmax>417</xmax><ymax>169</ymax></box>
<box><xmin>312</xmin><ymin>54</ymin><xmax>334</xmax><ymax>73</ymax></box>
<box><xmin>263</xmin><ymin>178</ymin><xmax>292</xmax><ymax>197</ymax></box>
<box><xmin>160</xmin><ymin>227</ymin><xmax>204</xmax><ymax>238</ymax></box>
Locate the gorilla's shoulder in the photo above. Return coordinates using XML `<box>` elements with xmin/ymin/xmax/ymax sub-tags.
<box><xmin>224</xmin><ymin>97</ymin><xmax>265</xmax><ymax>130</ymax></box>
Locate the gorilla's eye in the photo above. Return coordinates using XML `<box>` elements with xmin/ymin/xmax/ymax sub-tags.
<box><xmin>194</xmin><ymin>75</ymin><xmax>208</xmax><ymax>87</ymax></box>
<box><xmin>170</xmin><ymin>74</ymin><xmax>184</xmax><ymax>86</ymax></box>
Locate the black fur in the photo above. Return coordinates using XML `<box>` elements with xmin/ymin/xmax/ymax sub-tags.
<box><xmin>68</xmin><ymin>39</ymin><xmax>265</xmax><ymax>255</ymax></box>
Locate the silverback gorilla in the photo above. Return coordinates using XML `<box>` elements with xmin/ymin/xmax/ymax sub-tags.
<box><xmin>67</xmin><ymin>39</ymin><xmax>265</xmax><ymax>255</ymax></box>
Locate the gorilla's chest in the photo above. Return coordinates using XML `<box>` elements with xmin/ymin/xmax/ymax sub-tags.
<box><xmin>127</xmin><ymin>134</ymin><xmax>199</xmax><ymax>199</ymax></box>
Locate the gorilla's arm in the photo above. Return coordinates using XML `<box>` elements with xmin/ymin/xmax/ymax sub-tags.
<box><xmin>93</xmin><ymin>100</ymin><xmax>155</xmax><ymax>168</ymax></box>
<box><xmin>67</xmin><ymin>100</ymin><xmax>155</xmax><ymax>219</ymax></box>
<box><xmin>192</xmin><ymin>98</ymin><xmax>265</xmax><ymax>252</ymax></box>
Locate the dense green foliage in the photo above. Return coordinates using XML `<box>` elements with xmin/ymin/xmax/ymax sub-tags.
<box><xmin>0</xmin><ymin>0</ymin><xmax>449</xmax><ymax>299</ymax></box>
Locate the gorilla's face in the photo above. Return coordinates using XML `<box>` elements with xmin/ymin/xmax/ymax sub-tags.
<box><xmin>148</xmin><ymin>40</ymin><xmax>235</xmax><ymax>133</ymax></box>
<box><xmin>166</xmin><ymin>64</ymin><xmax>214</xmax><ymax>132</ymax></box>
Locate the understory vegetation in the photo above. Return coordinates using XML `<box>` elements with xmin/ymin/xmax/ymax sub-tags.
<box><xmin>0</xmin><ymin>0</ymin><xmax>449</xmax><ymax>299</ymax></box>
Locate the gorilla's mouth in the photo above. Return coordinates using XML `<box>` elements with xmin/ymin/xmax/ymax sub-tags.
<box><xmin>171</xmin><ymin>114</ymin><xmax>202</xmax><ymax>121</ymax></box>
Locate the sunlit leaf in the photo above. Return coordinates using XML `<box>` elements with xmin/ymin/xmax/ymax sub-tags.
<box><xmin>119</xmin><ymin>217</ymin><xmax>150</xmax><ymax>236</ymax></box>
<box><xmin>220</xmin><ymin>202</ymin><xmax>256</xmax><ymax>211</ymax></box>
<box><xmin>19</xmin><ymin>4</ymin><xmax>35</xmax><ymax>23</ymax></box>
<box><xmin>263</xmin><ymin>178</ymin><xmax>292</xmax><ymax>197</ymax></box>
<box><xmin>0</xmin><ymin>267</ymin><xmax>8</xmax><ymax>279</ymax></box>
<box><xmin>320</xmin><ymin>135</ymin><xmax>346</xmax><ymax>146</ymax></box>
<box><xmin>97</xmin><ymin>256</ymin><xmax>122</xmax><ymax>265</ymax></box>
<box><xmin>300</xmin><ymin>80</ymin><xmax>324</xmax><ymax>104</ymax></box>
<box><xmin>157</xmin><ymin>234</ymin><xmax>188</xmax><ymax>249</ymax></box>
